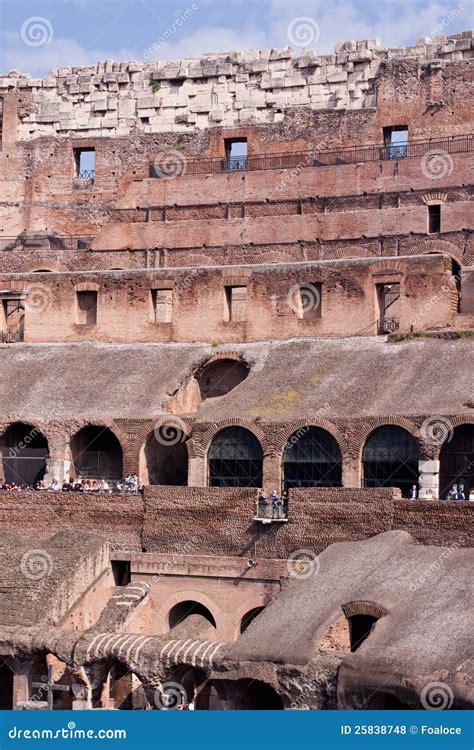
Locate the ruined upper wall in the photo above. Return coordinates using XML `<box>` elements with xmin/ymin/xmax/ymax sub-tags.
<box><xmin>1</xmin><ymin>31</ymin><xmax>472</xmax><ymax>139</ymax></box>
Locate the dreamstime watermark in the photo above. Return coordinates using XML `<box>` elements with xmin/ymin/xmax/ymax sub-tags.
<box><xmin>144</xmin><ymin>5</ymin><xmax>199</xmax><ymax>59</ymax></box>
<box><xmin>287</xmin><ymin>282</ymin><xmax>321</xmax><ymax>317</ymax></box>
<box><xmin>20</xmin><ymin>549</ymin><xmax>53</xmax><ymax>580</ymax></box>
<box><xmin>409</xmin><ymin>269</ymin><xmax>461</xmax><ymax>328</ymax></box>
<box><xmin>421</xmin><ymin>150</ymin><xmax>454</xmax><ymax>181</ymax></box>
<box><xmin>419</xmin><ymin>415</ymin><xmax>454</xmax><ymax>446</ymax></box>
<box><xmin>8</xmin><ymin>426</ymin><xmax>42</xmax><ymax>458</ymax></box>
<box><xmin>153</xmin><ymin>415</ymin><xmax>188</xmax><ymax>446</ymax></box>
<box><xmin>154</xmin><ymin>681</ymin><xmax>187</xmax><ymax>710</ymax></box>
<box><xmin>275</xmin><ymin>141</ymin><xmax>327</xmax><ymax>193</ymax></box>
<box><xmin>20</xmin><ymin>16</ymin><xmax>53</xmax><ymax>47</ymax></box>
<box><xmin>426</xmin><ymin>1</ymin><xmax>466</xmax><ymax>43</ymax></box>
<box><xmin>421</xmin><ymin>681</ymin><xmax>454</xmax><ymax>710</ymax></box>
<box><xmin>287</xmin><ymin>16</ymin><xmax>320</xmax><ymax>48</ymax></box>
<box><xmin>153</xmin><ymin>149</ymin><xmax>187</xmax><ymax>180</ymax></box>
<box><xmin>287</xmin><ymin>549</ymin><xmax>320</xmax><ymax>579</ymax></box>
<box><xmin>24</xmin><ymin>283</ymin><xmax>53</xmax><ymax>314</ymax></box>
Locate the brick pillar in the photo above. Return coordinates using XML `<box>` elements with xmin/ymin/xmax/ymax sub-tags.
<box><xmin>342</xmin><ymin>455</ymin><xmax>361</xmax><ymax>488</ymax></box>
<box><xmin>460</xmin><ymin>266</ymin><xmax>474</xmax><ymax>313</ymax></box>
<box><xmin>263</xmin><ymin>452</ymin><xmax>281</xmax><ymax>493</ymax></box>
<box><xmin>188</xmin><ymin>455</ymin><xmax>207</xmax><ymax>486</ymax></box>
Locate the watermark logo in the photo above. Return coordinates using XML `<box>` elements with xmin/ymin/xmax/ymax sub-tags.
<box><xmin>154</xmin><ymin>681</ymin><xmax>187</xmax><ymax>710</ymax></box>
<box><xmin>287</xmin><ymin>549</ymin><xmax>320</xmax><ymax>579</ymax></box>
<box><xmin>421</xmin><ymin>150</ymin><xmax>454</xmax><ymax>181</ymax></box>
<box><xmin>421</xmin><ymin>681</ymin><xmax>454</xmax><ymax>710</ymax></box>
<box><xmin>153</xmin><ymin>149</ymin><xmax>187</xmax><ymax>180</ymax></box>
<box><xmin>287</xmin><ymin>282</ymin><xmax>321</xmax><ymax>317</ymax></box>
<box><xmin>153</xmin><ymin>415</ymin><xmax>187</xmax><ymax>446</ymax></box>
<box><xmin>420</xmin><ymin>416</ymin><xmax>454</xmax><ymax>446</ymax></box>
<box><xmin>20</xmin><ymin>16</ymin><xmax>53</xmax><ymax>47</ymax></box>
<box><xmin>287</xmin><ymin>17</ymin><xmax>320</xmax><ymax>48</ymax></box>
<box><xmin>20</xmin><ymin>549</ymin><xmax>53</xmax><ymax>580</ymax></box>
<box><xmin>24</xmin><ymin>283</ymin><xmax>52</xmax><ymax>314</ymax></box>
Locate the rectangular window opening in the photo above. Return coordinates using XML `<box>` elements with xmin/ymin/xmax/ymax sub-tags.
<box><xmin>224</xmin><ymin>138</ymin><xmax>248</xmax><ymax>171</ymax></box>
<box><xmin>152</xmin><ymin>288</ymin><xmax>173</xmax><ymax>323</ymax></box>
<box><xmin>76</xmin><ymin>290</ymin><xmax>97</xmax><ymax>325</ymax></box>
<box><xmin>224</xmin><ymin>285</ymin><xmax>247</xmax><ymax>322</ymax></box>
<box><xmin>428</xmin><ymin>204</ymin><xmax>441</xmax><ymax>233</ymax></box>
<box><xmin>376</xmin><ymin>283</ymin><xmax>401</xmax><ymax>334</ymax></box>
<box><xmin>298</xmin><ymin>283</ymin><xmax>322</xmax><ymax>321</ymax></box>
<box><xmin>383</xmin><ymin>126</ymin><xmax>408</xmax><ymax>159</ymax></box>
<box><xmin>111</xmin><ymin>560</ymin><xmax>131</xmax><ymax>587</ymax></box>
<box><xmin>74</xmin><ymin>147</ymin><xmax>96</xmax><ymax>179</ymax></box>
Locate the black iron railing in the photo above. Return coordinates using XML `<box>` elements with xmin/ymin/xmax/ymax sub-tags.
<box><xmin>1</xmin><ymin>329</ymin><xmax>24</xmax><ymax>343</ymax></box>
<box><xmin>77</xmin><ymin>169</ymin><xmax>95</xmax><ymax>180</ymax></box>
<box><xmin>150</xmin><ymin>133</ymin><xmax>473</xmax><ymax>177</ymax></box>
<box><xmin>378</xmin><ymin>318</ymin><xmax>400</xmax><ymax>335</ymax></box>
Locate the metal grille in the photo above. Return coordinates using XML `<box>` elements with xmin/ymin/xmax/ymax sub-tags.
<box><xmin>73</xmin><ymin>450</ymin><xmax>122</xmax><ymax>481</ymax></box>
<box><xmin>208</xmin><ymin>427</ymin><xmax>263</xmax><ymax>488</ymax></box>
<box><xmin>439</xmin><ymin>424</ymin><xmax>474</xmax><ymax>499</ymax></box>
<box><xmin>2</xmin><ymin>454</ymin><xmax>47</xmax><ymax>485</ymax></box>
<box><xmin>283</xmin><ymin>427</ymin><xmax>342</xmax><ymax>489</ymax></box>
<box><xmin>78</xmin><ymin>169</ymin><xmax>95</xmax><ymax>180</ymax></box>
<box><xmin>363</xmin><ymin>425</ymin><xmax>419</xmax><ymax>496</ymax></box>
<box><xmin>149</xmin><ymin>133</ymin><xmax>473</xmax><ymax>177</ymax></box>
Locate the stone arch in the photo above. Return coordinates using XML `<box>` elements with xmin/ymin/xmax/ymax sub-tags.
<box><xmin>354</xmin><ymin>417</ymin><xmax>420</xmax><ymax>460</ymax></box>
<box><xmin>361</xmin><ymin>423</ymin><xmax>420</xmax><ymax>497</ymax></box>
<box><xmin>139</xmin><ymin>427</ymin><xmax>189</xmax><ymax>486</ymax></box>
<box><xmin>23</xmin><ymin>259</ymin><xmax>67</xmax><ymax>273</ymax></box>
<box><xmin>69</xmin><ymin>424</ymin><xmax>124</xmax><ymax>481</ymax></box>
<box><xmin>414</xmin><ymin>238</ymin><xmax>464</xmax><ymax>264</ymax></box>
<box><xmin>0</xmin><ymin>422</ymin><xmax>49</xmax><ymax>485</ymax></box>
<box><xmin>156</xmin><ymin>590</ymin><xmax>222</xmax><ymax>636</ymax></box>
<box><xmin>439</xmin><ymin>422</ymin><xmax>474</xmax><ymax>499</ymax></box>
<box><xmin>238</xmin><ymin>606</ymin><xmax>266</xmax><ymax>635</ymax></box>
<box><xmin>194</xmin><ymin>355</ymin><xmax>250</xmax><ymax>400</ymax></box>
<box><xmin>341</xmin><ymin>601</ymin><xmax>388</xmax><ymax>653</ymax></box>
<box><xmin>198</xmin><ymin>419</ymin><xmax>270</xmax><ymax>458</ymax></box>
<box><xmin>207</xmin><ymin>425</ymin><xmax>264</xmax><ymax>488</ymax></box>
<box><xmin>282</xmin><ymin>425</ymin><xmax>343</xmax><ymax>489</ymax></box>
<box><xmin>195</xmin><ymin>678</ymin><xmax>284</xmax><ymax>710</ymax></box>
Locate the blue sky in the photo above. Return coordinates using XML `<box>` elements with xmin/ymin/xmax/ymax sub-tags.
<box><xmin>0</xmin><ymin>0</ymin><xmax>472</xmax><ymax>76</ymax></box>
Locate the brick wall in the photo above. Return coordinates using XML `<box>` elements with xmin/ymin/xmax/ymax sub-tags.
<box><xmin>0</xmin><ymin>487</ymin><xmax>471</xmax><ymax>555</ymax></box>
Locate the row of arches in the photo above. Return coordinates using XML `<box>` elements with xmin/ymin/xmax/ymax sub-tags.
<box><xmin>1</xmin><ymin>422</ymin><xmax>473</xmax><ymax>499</ymax></box>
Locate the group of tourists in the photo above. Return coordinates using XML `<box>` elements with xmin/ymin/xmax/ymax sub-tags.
<box><xmin>407</xmin><ymin>484</ymin><xmax>473</xmax><ymax>501</ymax></box>
<box><xmin>0</xmin><ymin>474</ymin><xmax>143</xmax><ymax>494</ymax></box>
<box><xmin>257</xmin><ymin>489</ymin><xmax>288</xmax><ymax>519</ymax></box>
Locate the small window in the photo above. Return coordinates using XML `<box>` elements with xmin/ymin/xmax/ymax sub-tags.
<box><xmin>76</xmin><ymin>290</ymin><xmax>97</xmax><ymax>325</ymax></box>
<box><xmin>224</xmin><ymin>138</ymin><xmax>248</xmax><ymax>171</ymax></box>
<box><xmin>74</xmin><ymin>147</ymin><xmax>95</xmax><ymax>179</ymax></box>
<box><xmin>295</xmin><ymin>283</ymin><xmax>322</xmax><ymax>320</ymax></box>
<box><xmin>224</xmin><ymin>286</ymin><xmax>247</xmax><ymax>322</ymax></box>
<box><xmin>383</xmin><ymin>126</ymin><xmax>408</xmax><ymax>159</ymax></box>
<box><xmin>111</xmin><ymin>560</ymin><xmax>131</xmax><ymax>586</ymax></box>
<box><xmin>428</xmin><ymin>204</ymin><xmax>441</xmax><ymax>233</ymax></box>
<box><xmin>152</xmin><ymin>288</ymin><xmax>173</xmax><ymax>323</ymax></box>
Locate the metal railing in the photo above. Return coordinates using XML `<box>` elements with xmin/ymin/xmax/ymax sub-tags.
<box><xmin>77</xmin><ymin>169</ymin><xmax>95</xmax><ymax>180</ymax></box>
<box><xmin>150</xmin><ymin>133</ymin><xmax>473</xmax><ymax>177</ymax></box>
<box><xmin>378</xmin><ymin>318</ymin><xmax>400</xmax><ymax>335</ymax></box>
<box><xmin>1</xmin><ymin>329</ymin><xmax>24</xmax><ymax>343</ymax></box>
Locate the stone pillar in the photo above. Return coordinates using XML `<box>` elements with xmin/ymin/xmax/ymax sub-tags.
<box><xmin>418</xmin><ymin>459</ymin><xmax>440</xmax><ymax>499</ymax></box>
<box><xmin>263</xmin><ymin>452</ymin><xmax>281</xmax><ymax>493</ymax></box>
<box><xmin>188</xmin><ymin>455</ymin><xmax>206</xmax><ymax>486</ymax></box>
<box><xmin>13</xmin><ymin>673</ymin><xmax>30</xmax><ymax>707</ymax></box>
<box><xmin>44</xmin><ymin>457</ymin><xmax>71</xmax><ymax>484</ymax></box>
<box><xmin>460</xmin><ymin>266</ymin><xmax>474</xmax><ymax>313</ymax></box>
<box><xmin>342</xmin><ymin>456</ymin><xmax>361</xmax><ymax>488</ymax></box>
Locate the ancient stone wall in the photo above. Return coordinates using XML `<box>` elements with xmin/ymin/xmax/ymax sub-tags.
<box><xmin>0</xmin><ymin>487</ymin><xmax>471</xmax><ymax>556</ymax></box>
<box><xmin>0</xmin><ymin>32</ymin><xmax>472</xmax><ymax>139</ymax></box>
<box><xmin>0</xmin><ymin>254</ymin><xmax>454</xmax><ymax>343</ymax></box>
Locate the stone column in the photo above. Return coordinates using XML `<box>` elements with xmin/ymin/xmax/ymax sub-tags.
<box><xmin>418</xmin><ymin>459</ymin><xmax>440</xmax><ymax>499</ymax></box>
<box><xmin>44</xmin><ymin>457</ymin><xmax>71</xmax><ymax>484</ymax></box>
<box><xmin>188</xmin><ymin>455</ymin><xmax>207</xmax><ymax>486</ymax></box>
<box><xmin>342</xmin><ymin>455</ymin><xmax>361</xmax><ymax>488</ymax></box>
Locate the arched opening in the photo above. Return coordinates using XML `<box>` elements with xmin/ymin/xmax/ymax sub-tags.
<box><xmin>365</xmin><ymin>692</ymin><xmax>414</xmax><ymax>709</ymax></box>
<box><xmin>452</xmin><ymin>259</ymin><xmax>462</xmax><ymax>312</ymax></box>
<box><xmin>196</xmin><ymin>359</ymin><xmax>249</xmax><ymax>399</ymax></box>
<box><xmin>240</xmin><ymin>606</ymin><xmax>265</xmax><ymax>634</ymax></box>
<box><xmin>70</xmin><ymin>426</ymin><xmax>123</xmax><ymax>481</ymax></box>
<box><xmin>0</xmin><ymin>661</ymin><xmax>13</xmax><ymax>709</ymax></box>
<box><xmin>283</xmin><ymin>426</ymin><xmax>342</xmax><ymax>490</ymax></box>
<box><xmin>168</xmin><ymin>601</ymin><xmax>217</xmax><ymax>638</ymax></box>
<box><xmin>0</xmin><ymin>423</ymin><xmax>48</xmax><ymax>485</ymax></box>
<box><xmin>362</xmin><ymin>425</ymin><xmax>419</xmax><ymax>497</ymax></box>
<box><xmin>142</xmin><ymin>429</ymin><xmax>188</xmax><ymax>486</ymax></box>
<box><xmin>348</xmin><ymin>614</ymin><xmax>378</xmax><ymax>652</ymax></box>
<box><xmin>208</xmin><ymin>427</ymin><xmax>263</xmax><ymax>487</ymax></box>
<box><xmin>439</xmin><ymin>424</ymin><xmax>474</xmax><ymax>499</ymax></box>
<box><xmin>109</xmin><ymin>665</ymin><xmax>147</xmax><ymax>710</ymax></box>
<box><xmin>195</xmin><ymin>679</ymin><xmax>283</xmax><ymax>710</ymax></box>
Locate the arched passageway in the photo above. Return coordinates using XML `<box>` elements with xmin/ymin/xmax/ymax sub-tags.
<box><xmin>283</xmin><ymin>427</ymin><xmax>342</xmax><ymax>489</ymax></box>
<box><xmin>142</xmin><ymin>430</ymin><xmax>188</xmax><ymax>485</ymax></box>
<box><xmin>208</xmin><ymin>427</ymin><xmax>263</xmax><ymax>487</ymax></box>
<box><xmin>439</xmin><ymin>424</ymin><xmax>474</xmax><ymax>499</ymax></box>
<box><xmin>70</xmin><ymin>426</ymin><xmax>123</xmax><ymax>480</ymax></box>
<box><xmin>240</xmin><ymin>607</ymin><xmax>265</xmax><ymax>634</ymax></box>
<box><xmin>195</xmin><ymin>679</ymin><xmax>283</xmax><ymax>710</ymax></box>
<box><xmin>196</xmin><ymin>359</ymin><xmax>249</xmax><ymax>399</ymax></box>
<box><xmin>168</xmin><ymin>601</ymin><xmax>217</xmax><ymax>639</ymax></box>
<box><xmin>362</xmin><ymin>426</ymin><xmax>419</xmax><ymax>497</ymax></box>
<box><xmin>0</xmin><ymin>423</ymin><xmax>48</xmax><ymax>485</ymax></box>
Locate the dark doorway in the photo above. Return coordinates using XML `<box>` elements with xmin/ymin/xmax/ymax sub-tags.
<box><xmin>428</xmin><ymin>204</ymin><xmax>441</xmax><ymax>233</ymax></box>
<box><xmin>196</xmin><ymin>679</ymin><xmax>283</xmax><ymax>710</ymax></box>
<box><xmin>366</xmin><ymin>692</ymin><xmax>414</xmax><ymax>709</ymax></box>
<box><xmin>283</xmin><ymin>427</ymin><xmax>342</xmax><ymax>490</ymax></box>
<box><xmin>196</xmin><ymin>359</ymin><xmax>249</xmax><ymax>399</ymax></box>
<box><xmin>363</xmin><ymin>425</ymin><xmax>419</xmax><ymax>497</ymax></box>
<box><xmin>349</xmin><ymin>614</ymin><xmax>378</xmax><ymax>652</ymax></box>
<box><xmin>1</xmin><ymin>423</ymin><xmax>48</xmax><ymax>485</ymax></box>
<box><xmin>70</xmin><ymin>426</ymin><xmax>123</xmax><ymax>480</ymax></box>
<box><xmin>144</xmin><ymin>430</ymin><xmax>188</xmax><ymax>486</ymax></box>
<box><xmin>208</xmin><ymin>427</ymin><xmax>263</xmax><ymax>487</ymax></box>
<box><xmin>439</xmin><ymin>424</ymin><xmax>473</xmax><ymax>499</ymax></box>
<box><xmin>376</xmin><ymin>283</ymin><xmax>400</xmax><ymax>334</ymax></box>
<box><xmin>240</xmin><ymin>607</ymin><xmax>265</xmax><ymax>634</ymax></box>
<box><xmin>0</xmin><ymin>662</ymin><xmax>14</xmax><ymax>709</ymax></box>
<box><xmin>168</xmin><ymin>601</ymin><xmax>217</xmax><ymax>636</ymax></box>
<box><xmin>111</xmin><ymin>560</ymin><xmax>131</xmax><ymax>586</ymax></box>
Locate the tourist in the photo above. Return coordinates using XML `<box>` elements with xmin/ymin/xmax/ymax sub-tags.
<box><xmin>271</xmin><ymin>490</ymin><xmax>283</xmax><ymax>518</ymax></box>
<box><xmin>469</xmin><ymin>490</ymin><xmax>474</xmax><ymax>502</ymax></box>
<box><xmin>50</xmin><ymin>479</ymin><xmax>61</xmax><ymax>491</ymax></box>
<box><xmin>456</xmin><ymin>488</ymin><xmax>466</xmax><ymax>501</ymax></box>
<box><xmin>408</xmin><ymin>484</ymin><xmax>417</xmax><ymax>499</ymax></box>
